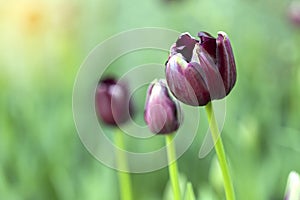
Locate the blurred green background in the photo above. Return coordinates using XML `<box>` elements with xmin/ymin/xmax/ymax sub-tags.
<box><xmin>1</xmin><ymin>0</ymin><xmax>300</xmax><ymax>199</ymax></box>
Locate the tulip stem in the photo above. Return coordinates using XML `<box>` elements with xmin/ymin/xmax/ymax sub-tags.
<box><xmin>166</xmin><ymin>134</ymin><xmax>181</xmax><ymax>200</ymax></box>
<box><xmin>114</xmin><ymin>128</ymin><xmax>133</xmax><ymax>200</ymax></box>
<box><xmin>205</xmin><ymin>102</ymin><xmax>235</xmax><ymax>200</ymax></box>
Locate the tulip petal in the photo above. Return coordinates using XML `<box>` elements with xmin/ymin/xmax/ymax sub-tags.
<box><xmin>198</xmin><ymin>31</ymin><xmax>217</xmax><ymax>61</ymax></box>
<box><xmin>216</xmin><ymin>31</ymin><xmax>237</xmax><ymax>95</ymax></box>
<box><xmin>172</xmin><ymin>33</ymin><xmax>198</xmax><ymax>62</ymax></box>
<box><xmin>166</xmin><ymin>55</ymin><xmax>202</xmax><ymax>106</ymax></box>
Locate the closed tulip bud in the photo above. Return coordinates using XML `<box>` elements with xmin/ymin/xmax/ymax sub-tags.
<box><xmin>166</xmin><ymin>31</ymin><xmax>237</xmax><ymax>106</ymax></box>
<box><xmin>144</xmin><ymin>79</ymin><xmax>182</xmax><ymax>134</ymax></box>
<box><xmin>284</xmin><ymin>171</ymin><xmax>300</xmax><ymax>200</ymax></box>
<box><xmin>95</xmin><ymin>77</ymin><xmax>133</xmax><ymax>126</ymax></box>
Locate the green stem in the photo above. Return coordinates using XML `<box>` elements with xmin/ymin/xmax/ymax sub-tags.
<box><xmin>166</xmin><ymin>134</ymin><xmax>181</xmax><ymax>200</ymax></box>
<box><xmin>205</xmin><ymin>102</ymin><xmax>235</xmax><ymax>200</ymax></box>
<box><xmin>114</xmin><ymin>129</ymin><xmax>133</xmax><ymax>200</ymax></box>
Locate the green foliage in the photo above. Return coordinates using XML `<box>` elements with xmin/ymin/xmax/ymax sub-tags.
<box><xmin>184</xmin><ymin>182</ymin><xmax>196</xmax><ymax>200</ymax></box>
<box><xmin>1</xmin><ymin>0</ymin><xmax>300</xmax><ymax>199</ymax></box>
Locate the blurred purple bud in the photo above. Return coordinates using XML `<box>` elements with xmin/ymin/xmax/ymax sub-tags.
<box><xmin>165</xmin><ymin>31</ymin><xmax>237</xmax><ymax>106</ymax></box>
<box><xmin>144</xmin><ymin>79</ymin><xmax>182</xmax><ymax>134</ymax></box>
<box><xmin>95</xmin><ymin>77</ymin><xmax>133</xmax><ymax>126</ymax></box>
<box><xmin>288</xmin><ymin>1</ymin><xmax>300</xmax><ymax>26</ymax></box>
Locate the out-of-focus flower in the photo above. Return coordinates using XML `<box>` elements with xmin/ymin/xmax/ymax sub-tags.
<box><xmin>95</xmin><ymin>77</ymin><xmax>134</xmax><ymax>126</ymax></box>
<box><xmin>284</xmin><ymin>171</ymin><xmax>300</xmax><ymax>200</ymax></box>
<box><xmin>0</xmin><ymin>0</ymin><xmax>80</xmax><ymax>83</ymax></box>
<box><xmin>3</xmin><ymin>1</ymin><xmax>48</xmax><ymax>35</ymax></box>
<box><xmin>1</xmin><ymin>0</ymin><xmax>79</xmax><ymax>36</ymax></box>
<box><xmin>144</xmin><ymin>79</ymin><xmax>182</xmax><ymax>134</ymax></box>
<box><xmin>165</xmin><ymin>31</ymin><xmax>236</xmax><ymax>106</ymax></box>
<box><xmin>288</xmin><ymin>1</ymin><xmax>300</xmax><ymax>26</ymax></box>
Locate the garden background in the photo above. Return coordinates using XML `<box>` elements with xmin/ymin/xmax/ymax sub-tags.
<box><xmin>1</xmin><ymin>0</ymin><xmax>300</xmax><ymax>199</ymax></box>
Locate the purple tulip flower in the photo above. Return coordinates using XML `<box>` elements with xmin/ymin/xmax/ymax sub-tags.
<box><xmin>144</xmin><ymin>79</ymin><xmax>182</xmax><ymax>134</ymax></box>
<box><xmin>165</xmin><ymin>31</ymin><xmax>237</xmax><ymax>106</ymax></box>
<box><xmin>95</xmin><ymin>77</ymin><xmax>133</xmax><ymax>126</ymax></box>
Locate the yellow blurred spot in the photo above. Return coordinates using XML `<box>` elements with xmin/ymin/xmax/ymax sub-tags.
<box><xmin>24</xmin><ymin>7</ymin><xmax>44</xmax><ymax>33</ymax></box>
<box><xmin>1</xmin><ymin>0</ymin><xmax>78</xmax><ymax>36</ymax></box>
<box><xmin>3</xmin><ymin>1</ymin><xmax>49</xmax><ymax>35</ymax></box>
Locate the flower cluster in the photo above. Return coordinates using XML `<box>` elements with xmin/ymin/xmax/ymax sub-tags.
<box><xmin>95</xmin><ymin>31</ymin><xmax>237</xmax><ymax>135</ymax></box>
<box><xmin>94</xmin><ymin>31</ymin><xmax>237</xmax><ymax>200</ymax></box>
<box><xmin>145</xmin><ymin>31</ymin><xmax>236</xmax><ymax>134</ymax></box>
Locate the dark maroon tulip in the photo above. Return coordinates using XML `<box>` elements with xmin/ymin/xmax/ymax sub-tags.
<box><xmin>288</xmin><ymin>1</ymin><xmax>300</xmax><ymax>26</ymax></box>
<box><xmin>165</xmin><ymin>31</ymin><xmax>237</xmax><ymax>106</ymax></box>
<box><xmin>144</xmin><ymin>79</ymin><xmax>182</xmax><ymax>134</ymax></box>
<box><xmin>95</xmin><ymin>77</ymin><xmax>133</xmax><ymax>126</ymax></box>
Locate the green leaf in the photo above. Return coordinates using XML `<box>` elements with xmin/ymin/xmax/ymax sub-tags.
<box><xmin>184</xmin><ymin>182</ymin><xmax>196</xmax><ymax>200</ymax></box>
<box><xmin>163</xmin><ymin>173</ymin><xmax>187</xmax><ymax>200</ymax></box>
<box><xmin>197</xmin><ymin>185</ymin><xmax>220</xmax><ymax>200</ymax></box>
